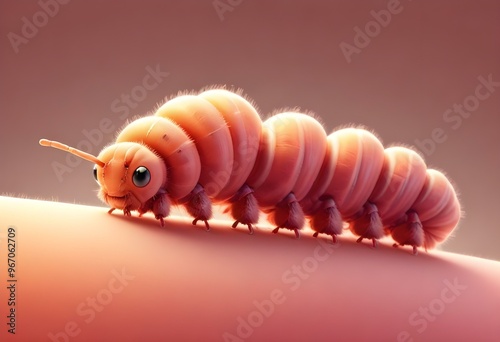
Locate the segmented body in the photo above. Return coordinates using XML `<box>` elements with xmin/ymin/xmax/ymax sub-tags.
<box><xmin>104</xmin><ymin>88</ymin><xmax>461</xmax><ymax>253</ymax></box>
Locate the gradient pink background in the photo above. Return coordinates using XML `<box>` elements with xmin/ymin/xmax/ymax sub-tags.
<box><xmin>0</xmin><ymin>0</ymin><xmax>499</xmax><ymax>259</ymax></box>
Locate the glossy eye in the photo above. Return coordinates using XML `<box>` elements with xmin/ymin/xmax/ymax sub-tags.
<box><xmin>93</xmin><ymin>165</ymin><xmax>100</xmax><ymax>184</ymax></box>
<box><xmin>132</xmin><ymin>166</ymin><xmax>151</xmax><ymax>187</ymax></box>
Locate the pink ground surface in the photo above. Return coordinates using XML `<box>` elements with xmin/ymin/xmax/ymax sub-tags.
<box><xmin>0</xmin><ymin>196</ymin><xmax>499</xmax><ymax>341</ymax></box>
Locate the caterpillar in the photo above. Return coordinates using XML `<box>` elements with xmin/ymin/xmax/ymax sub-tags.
<box><xmin>39</xmin><ymin>88</ymin><xmax>461</xmax><ymax>254</ymax></box>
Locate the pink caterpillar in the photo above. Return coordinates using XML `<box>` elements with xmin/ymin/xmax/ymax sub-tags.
<box><xmin>39</xmin><ymin>88</ymin><xmax>461</xmax><ymax>254</ymax></box>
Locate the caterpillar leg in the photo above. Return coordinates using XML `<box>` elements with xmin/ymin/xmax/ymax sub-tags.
<box><xmin>269</xmin><ymin>193</ymin><xmax>305</xmax><ymax>239</ymax></box>
<box><xmin>151</xmin><ymin>192</ymin><xmax>171</xmax><ymax>227</ymax></box>
<box><xmin>393</xmin><ymin>243</ymin><xmax>419</xmax><ymax>255</ymax></box>
<box><xmin>132</xmin><ymin>191</ymin><xmax>172</xmax><ymax>227</ymax></box>
<box><xmin>228</xmin><ymin>184</ymin><xmax>259</xmax><ymax>234</ymax></box>
<box><xmin>309</xmin><ymin>197</ymin><xmax>343</xmax><ymax>244</ymax></box>
<box><xmin>181</xmin><ymin>184</ymin><xmax>213</xmax><ymax>231</ymax></box>
<box><xmin>356</xmin><ymin>236</ymin><xmax>378</xmax><ymax>248</ymax></box>
<box><xmin>272</xmin><ymin>226</ymin><xmax>300</xmax><ymax>239</ymax></box>
<box><xmin>108</xmin><ymin>206</ymin><xmax>139</xmax><ymax>219</ymax></box>
<box><xmin>349</xmin><ymin>202</ymin><xmax>383</xmax><ymax>248</ymax></box>
<box><xmin>388</xmin><ymin>211</ymin><xmax>424</xmax><ymax>255</ymax></box>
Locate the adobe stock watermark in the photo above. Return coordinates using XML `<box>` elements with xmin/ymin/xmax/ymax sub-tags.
<box><xmin>50</xmin><ymin>64</ymin><xmax>169</xmax><ymax>182</ymax></box>
<box><xmin>222</xmin><ymin>238</ymin><xmax>339</xmax><ymax>341</ymax></box>
<box><xmin>7</xmin><ymin>0</ymin><xmax>71</xmax><ymax>54</ymax></box>
<box><xmin>47</xmin><ymin>267</ymin><xmax>135</xmax><ymax>342</ymax></box>
<box><xmin>339</xmin><ymin>0</ymin><xmax>410</xmax><ymax>63</ymax></box>
<box><xmin>213</xmin><ymin>0</ymin><xmax>244</xmax><ymax>21</ymax></box>
<box><xmin>397</xmin><ymin>277</ymin><xmax>467</xmax><ymax>341</ymax></box>
<box><xmin>414</xmin><ymin>74</ymin><xmax>499</xmax><ymax>157</ymax></box>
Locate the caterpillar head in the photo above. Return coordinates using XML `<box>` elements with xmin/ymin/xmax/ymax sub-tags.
<box><xmin>39</xmin><ymin>139</ymin><xmax>167</xmax><ymax>212</ymax></box>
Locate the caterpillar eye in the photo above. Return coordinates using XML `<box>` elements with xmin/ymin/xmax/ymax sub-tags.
<box><xmin>132</xmin><ymin>166</ymin><xmax>151</xmax><ymax>187</ymax></box>
<box><xmin>93</xmin><ymin>165</ymin><xmax>100</xmax><ymax>184</ymax></box>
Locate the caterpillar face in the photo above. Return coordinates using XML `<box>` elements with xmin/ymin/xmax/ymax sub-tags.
<box><xmin>39</xmin><ymin>87</ymin><xmax>461</xmax><ymax>255</ymax></box>
<box><xmin>95</xmin><ymin>142</ymin><xmax>167</xmax><ymax>211</ymax></box>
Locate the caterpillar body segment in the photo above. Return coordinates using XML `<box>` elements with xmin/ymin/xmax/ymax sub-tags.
<box><xmin>39</xmin><ymin>88</ymin><xmax>461</xmax><ymax>254</ymax></box>
<box><xmin>301</xmin><ymin>128</ymin><xmax>386</xmax><ymax>245</ymax></box>
<box><xmin>198</xmin><ymin>89</ymin><xmax>262</xmax><ymax>201</ymax></box>
<box><xmin>154</xmin><ymin>94</ymin><xmax>234</xmax><ymax>199</ymax></box>
<box><xmin>389</xmin><ymin>169</ymin><xmax>461</xmax><ymax>251</ymax></box>
<box><xmin>348</xmin><ymin>146</ymin><xmax>428</xmax><ymax>248</ymax></box>
<box><xmin>252</xmin><ymin>113</ymin><xmax>328</xmax><ymax>237</ymax></box>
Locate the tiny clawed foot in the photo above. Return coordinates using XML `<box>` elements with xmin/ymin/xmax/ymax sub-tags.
<box><xmin>192</xmin><ymin>218</ymin><xmax>210</xmax><ymax>231</ymax></box>
<box><xmin>231</xmin><ymin>221</ymin><xmax>254</xmax><ymax>235</ymax></box>
<box><xmin>313</xmin><ymin>232</ymin><xmax>337</xmax><ymax>244</ymax></box>
<box><xmin>108</xmin><ymin>208</ymin><xmax>116</xmax><ymax>214</ymax></box>
<box><xmin>356</xmin><ymin>237</ymin><xmax>378</xmax><ymax>248</ymax></box>
<box><xmin>156</xmin><ymin>216</ymin><xmax>165</xmax><ymax>227</ymax></box>
<box><xmin>272</xmin><ymin>227</ymin><xmax>299</xmax><ymax>239</ymax></box>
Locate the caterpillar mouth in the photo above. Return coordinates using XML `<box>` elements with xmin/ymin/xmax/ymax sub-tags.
<box><xmin>107</xmin><ymin>194</ymin><xmax>127</xmax><ymax>201</ymax></box>
<box><xmin>101</xmin><ymin>192</ymin><xmax>142</xmax><ymax>212</ymax></box>
<box><xmin>103</xmin><ymin>193</ymin><xmax>130</xmax><ymax>209</ymax></box>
